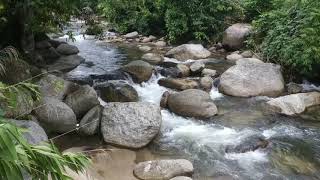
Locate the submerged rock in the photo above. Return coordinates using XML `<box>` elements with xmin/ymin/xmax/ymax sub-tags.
<box><xmin>56</xmin><ymin>44</ymin><xmax>79</xmax><ymax>55</ymax></box>
<box><xmin>122</xmin><ymin>60</ymin><xmax>153</xmax><ymax>83</ymax></box>
<box><xmin>266</xmin><ymin>92</ymin><xmax>320</xmax><ymax>115</ymax></box>
<box><xmin>95</xmin><ymin>80</ymin><xmax>138</xmax><ymax>102</ymax></box>
<box><xmin>133</xmin><ymin>159</ymin><xmax>194</xmax><ymax>180</ymax></box>
<box><xmin>222</xmin><ymin>23</ymin><xmax>252</xmax><ymax>50</ymax></box>
<box><xmin>158</xmin><ymin>78</ymin><xmax>199</xmax><ymax>91</ymax></box>
<box><xmin>167</xmin><ymin>89</ymin><xmax>218</xmax><ymax>119</ymax></box>
<box><xmin>165</xmin><ymin>44</ymin><xmax>211</xmax><ymax>61</ymax></box>
<box><xmin>101</xmin><ymin>102</ymin><xmax>161</xmax><ymax>148</ymax></box>
<box><xmin>34</xmin><ymin>97</ymin><xmax>77</xmax><ymax>133</ymax></box>
<box><xmin>219</xmin><ymin>62</ymin><xmax>284</xmax><ymax>97</ymax></box>
<box><xmin>225</xmin><ymin>135</ymin><xmax>269</xmax><ymax>154</ymax></box>
<box><xmin>65</xmin><ymin>85</ymin><xmax>99</xmax><ymax>119</ymax></box>
<box><xmin>160</xmin><ymin>91</ymin><xmax>170</xmax><ymax>108</ymax></box>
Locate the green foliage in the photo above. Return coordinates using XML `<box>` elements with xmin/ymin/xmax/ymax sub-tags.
<box><xmin>240</xmin><ymin>0</ymin><xmax>273</xmax><ymax>22</ymax></box>
<box><xmin>0</xmin><ymin>118</ymin><xmax>90</xmax><ymax>180</ymax></box>
<box><xmin>86</xmin><ymin>24</ymin><xmax>104</xmax><ymax>36</ymax></box>
<box><xmin>99</xmin><ymin>0</ymin><xmax>165</xmax><ymax>35</ymax></box>
<box><xmin>252</xmin><ymin>0</ymin><xmax>320</xmax><ymax>79</ymax></box>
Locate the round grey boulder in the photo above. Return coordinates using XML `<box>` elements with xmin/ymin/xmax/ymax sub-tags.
<box><xmin>165</xmin><ymin>44</ymin><xmax>211</xmax><ymax>61</ymax></box>
<box><xmin>222</xmin><ymin>23</ymin><xmax>252</xmax><ymax>50</ymax></box>
<box><xmin>190</xmin><ymin>61</ymin><xmax>205</xmax><ymax>74</ymax></box>
<box><xmin>48</xmin><ymin>55</ymin><xmax>85</xmax><ymax>72</ymax></box>
<box><xmin>65</xmin><ymin>85</ymin><xmax>99</xmax><ymax>119</ymax></box>
<box><xmin>219</xmin><ymin>62</ymin><xmax>284</xmax><ymax>97</ymax></box>
<box><xmin>134</xmin><ymin>159</ymin><xmax>194</xmax><ymax>180</ymax></box>
<box><xmin>8</xmin><ymin>119</ymin><xmax>48</xmax><ymax>145</ymax></box>
<box><xmin>56</xmin><ymin>44</ymin><xmax>79</xmax><ymax>55</ymax></box>
<box><xmin>34</xmin><ymin>98</ymin><xmax>77</xmax><ymax>133</ymax></box>
<box><xmin>168</xmin><ymin>89</ymin><xmax>218</xmax><ymax>119</ymax></box>
<box><xmin>101</xmin><ymin>102</ymin><xmax>161</xmax><ymax>148</ymax></box>
<box><xmin>121</xmin><ymin>60</ymin><xmax>154</xmax><ymax>83</ymax></box>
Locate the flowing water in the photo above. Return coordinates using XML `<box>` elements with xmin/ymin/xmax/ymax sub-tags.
<box><xmin>55</xmin><ymin>22</ymin><xmax>320</xmax><ymax>180</ymax></box>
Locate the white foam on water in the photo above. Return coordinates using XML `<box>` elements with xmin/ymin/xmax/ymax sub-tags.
<box><xmin>262</xmin><ymin>125</ymin><xmax>304</xmax><ymax>139</ymax></box>
<box><xmin>132</xmin><ymin>74</ymin><xmax>168</xmax><ymax>104</ymax></box>
<box><xmin>210</xmin><ymin>86</ymin><xmax>224</xmax><ymax>100</ymax></box>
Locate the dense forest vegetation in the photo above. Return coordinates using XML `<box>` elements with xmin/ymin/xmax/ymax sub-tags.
<box><xmin>0</xmin><ymin>0</ymin><xmax>320</xmax><ymax>179</ymax></box>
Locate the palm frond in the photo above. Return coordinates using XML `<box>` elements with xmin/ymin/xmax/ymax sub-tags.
<box><xmin>0</xmin><ymin>46</ymin><xmax>21</xmax><ymax>77</ymax></box>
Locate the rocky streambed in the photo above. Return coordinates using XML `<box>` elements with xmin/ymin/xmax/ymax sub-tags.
<box><xmin>10</xmin><ymin>20</ymin><xmax>320</xmax><ymax>180</ymax></box>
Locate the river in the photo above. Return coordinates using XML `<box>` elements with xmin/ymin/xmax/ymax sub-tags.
<box><xmin>54</xmin><ymin>21</ymin><xmax>320</xmax><ymax>180</ymax></box>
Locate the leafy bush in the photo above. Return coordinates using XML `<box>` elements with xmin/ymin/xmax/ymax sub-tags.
<box><xmin>99</xmin><ymin>0</ymin><xmax>165</xmax><ymax>35</ymax></box>
<box><xmin>252</xmin><ymin>0</ymin><xmax>320</xmax><ymax>79</ymax></box>
<box><xmin>99</xmin><ymin>0</ymin><xmax>243</xmax><ymax>43</ymax></box>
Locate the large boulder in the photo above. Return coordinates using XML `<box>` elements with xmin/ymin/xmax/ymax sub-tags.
<box><xmin>219</xmin><ymin>62</ymin><xmax>284</xmax><ymax>97</ymax></box>
<box><xmin>35</xmin><ymin>40</ymin><xmax>52</xmax><ymax>49</ymax></box>
<box><xmin>167</xmin><ymin>89</ymin><xmax>218</xmax><ymax>119</ymax></box>
<box><xmin>121</xmin><ymin>60</ymin><xmax>153</xmax><ymax>83</ymax></box>
<box><xmin>134</xmin><ymin>159</ymin><xmax>194</xmax><ymax>180</ymax></box>
<box><xmin>37</xmin><ymin>47</ymin><xmax>61</xmax><ymax>64</ymax></box>
<box><xmin>266</xmin><ymin>92</ymin><xmax>320</xmax><ymax>115</ymax></box>
<box><xmin>8</xmin><ymin>119</ymin><xmax>48</xmax><ymax>145</ymax></box>
<box><xmin>79</xmin><ymin>105</ymin><xmax>102</xmax><ymax>136</ymax></box>
<box><xmin>94</xmin><ymin>80</ymin><xmax>138</xmax><ymax>102</ymax></box>
<box><xmin>37</xmin><ymin>74</ymin><xmax>79</xmax><ymax>100</ymax></box>
<box><xmin>165</xmin><ymin>44</ymin><xmax>211</xmax><ymax>61</ymax></box>
<box><xmin>48</xmin><ymin>55</ymin><xmax>85</xmax><ymax>72</ymax></box>
<box><xmin>222</xmin><ymin>23</ymin><xmax>253</xmax><ymax>50</ymax></box>
<box><xmin>33</xmin><ymin>98</ymin><xmax>77</xmax><ymax>133</ymax></box>
<box><xmin>101</xmin><ymin>102</ymin><xmax>161</xmax><ymax>148</ymax></box>
<box><xmin>142</xmin><ymin>53</ymin><xmax>164</xmax><ymax>65</ymax></box>
<box><xmin>158</xmin><ymin>78</ymin><xmax>199</xmax><ymax>91</ymax></box>
<box><xmin>56</xmin><ymin>44</ymin><xmax>79</xmax><ymax>55</ymax></box>
<box><xmin>65</xmin><ymin>85</ymin><xmax>99</xmax><ymax>119</ymax></box>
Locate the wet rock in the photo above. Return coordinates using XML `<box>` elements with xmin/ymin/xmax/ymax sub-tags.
<box><xmin>37</xmin><ymin>47</ymin><xmax>61</xmax><ymax>63</ymax></box>
<box><xmin>287</xmin><ymin>82</ymin><xmax>303</xmax><ymax>94</ymax></box>
<box><xmin>48</xmin><ymin>55</ymin><xmax>85</xmax><ymax>72</ymax></box>
<box><xmin>155</xmin><ymin>41</ymin><xmax>167</xmax><ymax>47</ymax></box>
<box><xmin>139</xmin><ymin>45</ymin><xmax>152</xmax><ymax>52</ymax></box>
<box><xmin>56</xmin><ymin>44</ymin><xmax>79</xmax><ymax>55</ymax></box>
<box><xmin>222</xmin><ymin>23</ymin><xmax>253</xmax><ymax>50</ymax></box>
<box><xmin>91</xmin><ymin>70</ymin><xmax>127</xmax><ymax>81</ymax></box>
<box><xmin>48</xmin><ymin>39</ymin><xmax>67</xmax><ymax>48</ymax></box>
<box><xmin>37</xmin><ymin>74</ymin><xmax>79</xmax><ymax>100</ymax></box>
<box><xmin>34</xmin><ymin>97</ymin><xmax>77</xmax><ymax>133</ymax></box>
<box><xmin>122</xmin><ymin>60</ymin><xmax>154</xmax><ymax>83</ymax></box>
<box><xmin>124</xmin><ymin>31</ymin><xmax>139</xmax><ymax>39</ymax></box>
<box><xmin>219</xmin><ymin>62</ymin><xmax>284</xmax><ymax>97</ymax></box>
<box><xmin>101</xmin><ymin>102</ymin><xmax>161</xmax><ymax>148</ymax></box>
<box><xmin>266</xmin><ymin>92</ymin><xmax>320</xmax><ymax>115</ymax></box>
<box><xmin>177</xmin><ymin>64</ymin><xmax>191</xmax><ymax>77</ymax></box>
<box><xmin>190</xmin><ymin>61</ymin><xmax>205</xmax><ymax>74</ymax></box>
<box><xmin>95</xmin><ymin>80</ymin><xmax>138</xmax><ymax>102</ymax></box>
<box><xmin>159</xmin><ymin>78</ymin><xmax>199</xmax><ymax>91</ymax></box>
<box><xmin>201</xmin><ymin>69</ymin><xmax>217</xmax><ymax>77</ymax></box>
<box><xmin>35</xmin><ymin>40</ymin><xmax>52</xmax><ymax>49</ymax></box>
<box><xmin>142</xmin><ymin>35</ymin><xmax>157</xmax><ymax>43</ymax></box>
<box><xmin>226</xmin><ymin>54</ymin><xmax>243</xmax><ymax>62</ymax></box>
<box><xmin>160</xmin><ymin>67</ymin><xmax>182</xmax><ymax>78</ymax></box>
<box><xmin>65</xmin><ymin>85</ymin><xmax>99</xmax><ymax>119</ymax></box>
<box><xmin>168</xmin><ymin>89</ymin><xmax>218</xmax><ymax>119</ymax></box>
<box><xmin>160</xmin><ymin>91</ymin><xmax>170</xmax><ymax>108</ymax></box>
<box><xmin>170</xmin><ymin>177</ymin><xmax>193</xmax><ymax>180</ymax></box>
<box><xmin>225</xmin><ymin>136</ymin><xmax>269</xmax><ymax>153</ymax></box>
<box><xmin>79</xmin><ymin>105</ymin><xmax>102</xmax><ymax>136</ymax></box>
<box><xmin>134</xmin><ymin>159</ymin><xmax>194</xmax><ymax>180</ymax></box>
<box><xmin>165</xmin><ymin>44</ymin><xmax>211</xmax><ymax>61</ymax></box>
<box><xmin>200</xmin><ymin>76</ymin><xmax>214</xmax><ymax>91</ymax></box>
<box><xmin>142</xmin><ymin>53</ymin><xmax>164</xmax><ymax>65</ymax></box>
<box><xmin>8</xmin><ymin>119</ymin><xmax>48</xmax><ymax>145</ymax></box>
<box><xmin>241</xmin><ymin>50</ymin><xmax>253</xmax><ymax>58</ymax></box>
